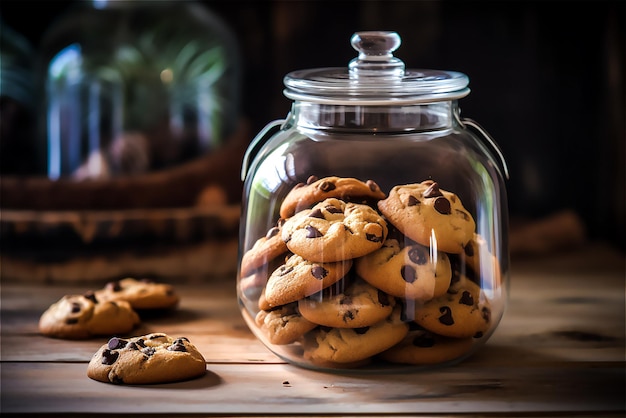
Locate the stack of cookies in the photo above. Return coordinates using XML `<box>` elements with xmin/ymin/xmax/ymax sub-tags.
<box><xmin>239</xmin><ymin>176</ymin><xmax>497</xmax><ymax>368</ymax></box>
<box><xmin>39</xmin><ymin>278</ymin><xmax>207</xmax><ymax>384</ymax></box>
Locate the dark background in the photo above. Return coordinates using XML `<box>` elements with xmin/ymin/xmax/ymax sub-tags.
<box><xmin>1</xmin><ymin>0</ymin><xmax>624</xmax><ymax>249</ymax></box>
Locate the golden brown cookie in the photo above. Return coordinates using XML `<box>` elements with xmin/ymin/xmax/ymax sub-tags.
<box><xmin>377</xmin><ymin>180</ymin><xmax>475</xmax><ymax>254</ymax></box>
<box><xmin>302</xmin><ymin>305</ymin><xmax>409</xmax><ymax>365</ymax></box>
<box><xmin>379</xmin><ymin>328</ymin><xmax>474</xmax><ymax>365</ymax></box>
<box><xmin>413</xmin><ymin>277</ymin><xmax>491</xmax><ymax>338</ymax></box>
<box><xmin>87</xmin><ymin>333</ymin><xmax>206</xmax><ymax>384</ymax></box>
<box><xmin>298</xmin><ymin>277</ymin><xmax>396</xmax><ymax>328</ymax></box>
<box><xmin>460</xmin><ymin>233</ymin><xmax>503</xmax><ymax>290</ymax></box>
<box><xmin>39</xmin><ymin>292</ymin><xmax>140</xmax><ymax>340</ymax></box>
<box><xmin>355</xmin><ymin>238</ymin><xmax>452</xmax><ymax>301</ymax></box>
<box><xmin>279</xmin><ymin>175</ymin><xmax>386</xmax><ymax>219</ymax></box>
<box><xmin>95</xmin><ymin>277</ymin><xmax>179</xmax><ymax>310</ymax></box>
<box><xmin>240</xmin><ymin>222</ymin><xmax>289</xmax><ymax>277</ymax></box>
<box><xmin>263</xmin><ymin>254</ymin><xmax>353</xmax><ymax>307</ymax></box>
<box><xmin>255</xmin><ymin>303</ymin><xmax>318</xmax><ymax>345</ymax></box>
<box><xmin>281</xmin><ymin>198</ymin><xmax>387</xmax><ymax>263</ymax></box>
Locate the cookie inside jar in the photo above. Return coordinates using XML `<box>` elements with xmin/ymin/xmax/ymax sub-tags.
<box><xmin>238</xmin><ymin>175</ymin><xmax>505</xmax><ymax>371</ymax></box>
<box><xmin>237</xmin><ymin>31</ymin><xmax>508</xmax><ymax>372</ymax></box>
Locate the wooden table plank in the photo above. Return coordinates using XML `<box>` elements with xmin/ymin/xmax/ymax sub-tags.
<box><xmin>1</xmin><ymin>362</ymin><xmax>624</xmax><ymax>415</ymax></box>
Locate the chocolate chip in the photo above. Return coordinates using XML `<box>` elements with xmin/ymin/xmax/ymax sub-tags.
<box><xmin>101</xmin><ymin>349</ymin><xmax>119</xmax><ymax>365</ymax></box>
<box><xmin>474</xmin><ymin>331</ymin><xmax>484</xmax><ymax>338</ymax></box>
<box><xmin>305</xmin><ymin>225</ymin><xmax>323</xmax><ymax>238</ymax></box>
<box><xmin>366</xmin><ymin>180</ymin><xmax>380</xmax><ymax>192</ymax></box>
<box><xmin>366</xmin><ymin>232</ymin><xmax>383</xmax><ymax>242</ymax></box>
<box><xmin>339</xmin><ymin>295</ymin><xmax>353</xmax><ymax>305</ymax></box>
<box><xmin>135</xmin><ymin>339</ymin><xmax>146</xmax><ymax>348</ymax></box>
<box><xmin>407</xmin><ymin>195</ymin><xmax>420</xmax><ymax>206</ymax></box>
<box><xmin>309</xmin><ymin>208</ymin><xmax>325</xmax><ymax>219</ymax></box>
<box><xmin>401</xmin><ymin>265</ymin><xmax>417</xmax><ymax>283</ymax></box>
<box><xmin>65</xmin><ymin>318</ymin><xmax>78</xmax><ymax>325</ymax></box>
<box><xmin>434</xmin><ymin>197</ymin><xmax>451</xmax><ymax>215</ymax></box>
<box><xmin>412</xmin><ymin>334</ymin><xmax>436</xmax><ymax>348</ymax></box>
<box><xmin>142</xmin><ymin>347</ymin><xmax>156</xmax><ymax>356</ymax></box>
<box><xmin>324</xmin><ymin>205</ymin><xmax>343</xmax><ymax>214</ymax></box>
<box><xmin>318</xmin><ymin>181</ymin><xmax>336</xmax><ymax>192</ymax></box>
<box><xmin>310</xmin><ymin>266</ymin><xmax>328</xmax><ymax>280</ymax></box>
<box><xmin>459</xmin><ymin>291</ymin><xmax>474</xmax><ymax>306</ymax></box>
<box><xmin>438</xmin><ymin>306</ymin><xmax>454</xmax><ymax>326</ymax></box>
<box><xmin>70</xmin><ymin>302</ymin><xmax>81</xmax><ymax>313</ymax></box>
<box><xmin>456</xmin><ymin>209</ymin><xmax>470</xmax><ymax>221</ymax></box>
<box><xmin>83</xmin><ymin>291</ymin><xmax>98</xmax><ymax>304</ymax></box>
<box><xmin>342</xmin><ymin>311</ymin><xmax>356</xmax><ymax>322</ymax></box>
<box><xmin>481</xmin><ymin>306</ymin><xmax>491</xmax><ymax>323</ymax></box>
<box><xmin>127</xmin><ymin>342</ymin><xmax>139</xmax><ymax>350</ymax></box>
<box><xmin>168</xmin><ymin>342</ymin><xmax>187</xmax><ymax>352</ymax></box>
<box><xmin>306</xmin><ymin>175</ymin><xmax>318</xmax><ymax>185</ymax></box>
<box><xmin>111</xmin><ymin>375</ymin><xmax>124</xmax><ymax>384</ymax></box>
<box><xmin>408</xmin><ymin>247</ymin><xmax>427</xmax><ymax>265</ymax></box>
<box><xmin>377</xmin><ymin>290</ymin><xmax>391</xmax><ymax>306</ymax></box>
<box><xmin>278</xmin><ymin>266</ymin><xmax>294</xmax><ymax>276</ymax></box>
<box><xmin>108</xmin><ymin>337</ymin><xmax>128</xmax><ymax>350</ymax></box>
<box><xmin>423</xmin><ymin>182</ymin><xmax>443</xmax><ymax>198</ymax></box>
<box><xmin>354</xmin><ymin>327</ymin><xmax>369</xmax><ymax>335</ymax></box>
<box><xmin>464</xmin><ymin>242</ymin><xmax>475</xmax><ymax>257</ymax></box>
<box><xmin>149</xmin><ymin>334</ymin><xmax>167</xmax><ymax>340</ymax></box>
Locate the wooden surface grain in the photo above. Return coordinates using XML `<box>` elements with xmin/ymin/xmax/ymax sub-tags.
<box><xmin>1</xmin><ymin>242</ymin><xmax>624</xmax><ymax>416</ymax></box>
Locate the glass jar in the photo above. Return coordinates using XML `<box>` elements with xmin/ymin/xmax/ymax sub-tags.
<box><xmin>238</xmin><ymin>31</ymin><xmax>509</xmax><ymax>371</ymax></box>
<box><xmin>37</xmin><ymin>0</ymin><xmax>240</xmax><ymax>179</ymax></box>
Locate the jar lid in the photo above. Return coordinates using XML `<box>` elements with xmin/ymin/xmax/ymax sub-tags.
<box><xmin>283</xmin><ymin>31</ymin><xmax>470</xmax><ymax>105</ymax></box>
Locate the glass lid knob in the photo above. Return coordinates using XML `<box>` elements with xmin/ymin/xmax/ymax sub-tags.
<box><xmin>348</xmin><ymin>31</ymin><xmax>405</xmax><ymax>77</ymax></box>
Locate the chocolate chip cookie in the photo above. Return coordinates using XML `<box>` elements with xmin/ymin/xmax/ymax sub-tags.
<box><xmin>379</xmin><ymin>328</ymin><xmax>474</xmax><ymax>365</ymax></box>
<box><xmin>240</xmin><ymin>221</ymin><xmax>289</xmax><ymax>277</ymax></box>
<box><xmin>279</xmin><ymin>175</ymin><xmax>386</xmax><ymax>219</ymax></box>
<box><xmin>377</xmin><ymin>180</ymin><xmax>475</xmax><ymax>254</ymax></box>
<box><xmin>298</xmin><ymin>277</ymin><xmax>396</xmax><ymax>328</ymax></box>
<box><xmin>355</xmin><ymin>238</ymin><xmax>452</xmax><ymax>301</ymax></box>
<box><xmin>39</xmin><ymin>292</ymin><xmax>140</xmax><ymax>340</ymax></box>
<box><xmin>302</xmin><ymin>305</ymin><xmax>409</xmax><ymax>365</ymax></box>
<box><xmin>413</xmin><ymin>276</ymin><xmax>491</xmax><ymax>338</ymax></box>
<box><xmin>263</xmin><ymin>253</ymin><xmax>353</xmax><ymax>307</ymax></box>
<box><xmin>281</xmin><ymin>198</ymin><xmax>388</xmax><ymax>263</ymax></box>
<box><xmin>95</xmin><ymin>277</ymin><xmax>180</xmax><ymax>310</ymax></box>
<box><xmin>255</xmin><ymin>303</ymin><xmax>318</xmax><ymax>345</ymax></box>
<box><xmin>87</xmin><ymin>333</ymin><xmax>206</xmax><ymax>384</ymax></box>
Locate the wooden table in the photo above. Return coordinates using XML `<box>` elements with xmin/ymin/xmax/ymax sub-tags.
<box><xmin>2</xmin><ymin>242</ymin><xmax>624</xmax><ymax>417</ymax></box>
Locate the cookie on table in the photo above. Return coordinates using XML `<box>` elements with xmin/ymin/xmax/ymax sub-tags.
<box><xmin>95</xmin><ymin>277</ymin><xmax>180</xmax><ymax>310</ymax></box>
<box><xmin>302</xmin><ymin>305</ymin><xmax>409</xmax><ymax>365</ymax></box>
<box><xmin>240</xmin><ymin>221</ymin><xmax>289</xmax><ymax>277</ymax></box>
<box><xmin>255</xmin><ymin>303</ymin><xmax>318</xmax><ymax>345</ymax></box>
<box><xmin>39</xmin><ymin>292</ymin><xmax>140</xmax><ymax>340</ymax></box>
<box><xmin>355</xmin><ymin>238</ymin><xmax>452</xmax><ymax>302</ymax></box>
<box><xmin>414</xmin><ymin>276</ymin><xmax>491</xmax><ymax>339</ymax></box>
<box><xmin>279</xmin><ymin>175</ymin><xmax>386</xmax><ymax>219</ymax></box>
<box><xmin>298</xmin><ymin>277</ymin><xmax>396</xmax><ymax>328</ymax></box>
<box><xmin>263</xmin><ymin>254</ymin><xmax>353</xmax><ymax>307</ymax></box>
<box><xmin>379</xmin><ymin>328</ymin><xmax>474</xmax><ymax>365</ymax></box>
<box><xmin>281</xmin><ymin>198</ymin><xmax>388</xmax><ymax>263</ymax></box>
<box><xmin>377</xmin><ymin>180</ymin><xmax>475</xmax><ymax>254</ymax></box>
<box><xmin>87</xmin><ymin>333</ymin><xmax>206</xmax><ymax>385</ymax></box>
